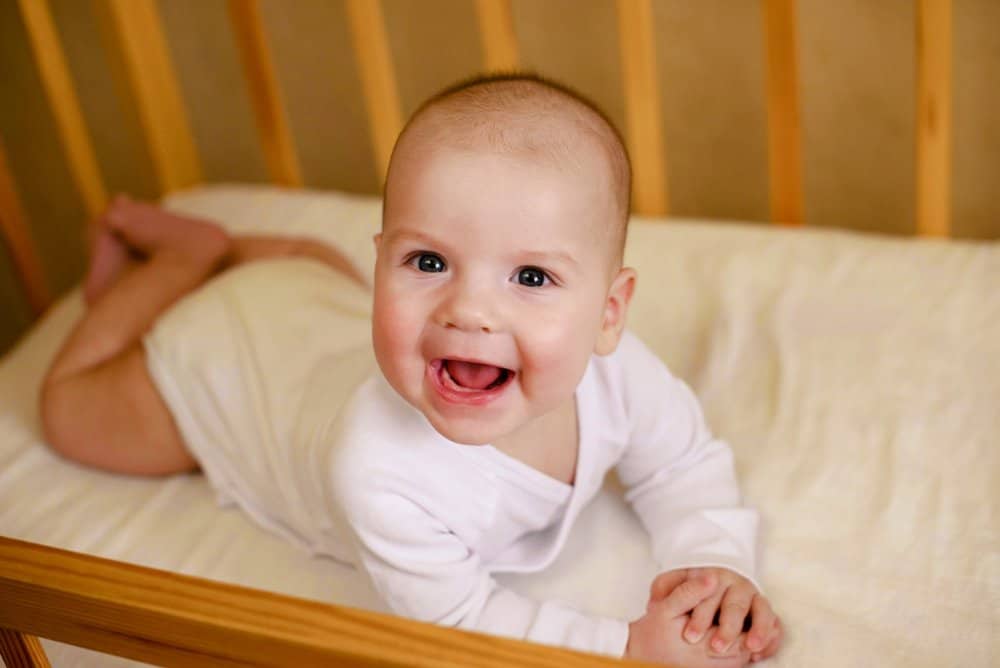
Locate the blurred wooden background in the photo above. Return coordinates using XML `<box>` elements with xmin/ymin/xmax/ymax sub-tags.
<box><xmin>0</xmin><ymin>0</ymin><xmax>998</xmax><ymax>353</ymax></box>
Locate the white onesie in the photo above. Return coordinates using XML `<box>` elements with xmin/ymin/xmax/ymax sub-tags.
<box><xmin>144</xmin><ymin>258</ymin><xmax>759</xmax><ymax>657</ymax></box>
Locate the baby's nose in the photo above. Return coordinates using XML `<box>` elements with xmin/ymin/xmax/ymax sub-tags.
<box><xmin>441</xmin><ymin>305</ymin><xmax>494</xmax><ymax>333</ymax></box>
<box><xmin>436</xmin><ymin>286</ymin><xmax>499</xmax><ymax>333</ymax></box>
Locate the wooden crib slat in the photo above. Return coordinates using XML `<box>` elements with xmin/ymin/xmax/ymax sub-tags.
<box><xmin>0</xmin><ymin>136</ymin><xmax>50</xmax><ymax>315</ymax></box>
<box><xmin>345</xmin><ymin>0</ymin><xmax>404</xmax><ymax>185</ymax></box>
<box><xmin>0</xmin><ymin>628</ymin><xmax>51</xmax><ymax>668</ymax></box>
<box><xmin>92</xmin><ymin>0</ymin><xmax>201</xmax><ymax>194</ymax></box>
<box><xmin>762</xmin><ymin>0</ymin><xmax>804</xmax><ymax>226</ymax></box>
<box><xmin>476</xmin><ymin>0</ymin><xmax>519</xmax><ymax>72</ymax></box>
<box><xmin>615</xmin><ymin>0</ymin><xmax>669</xmax><ymax>217</ymax></box>
<box><xmin>17</xmin><ymin>0</ymin><xmax>107</xmax><ymax>219</ymax></box>
<box><xmin>915</xmin><ymin>0</ymin><xmax>952</xmax><ymax>238</ymax></box>
<box><xmin>227</xmin><ymin>0</ymin><xmax>303</xmax><ymax>188</ymax></box>
<box><xmin>0</xmin><ymin>536</ymin><xmax>655</xmax><ymax>668</ymax></box>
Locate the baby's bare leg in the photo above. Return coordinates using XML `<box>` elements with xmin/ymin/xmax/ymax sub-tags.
<box><xmin>43</xmin><ymin>197</ymin><xmax>366</xmax><ymax>475</ymax></box>
<box><xmin>41</xmin><ymin>198</ymin><xmax>231</xmax><ymax>475</ymax></box>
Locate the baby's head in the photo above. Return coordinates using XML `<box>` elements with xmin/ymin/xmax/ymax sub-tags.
<box><xmin>373</xmin><ymin>74</ymin><xmax>636</xmax><ymax>445</ymax></box>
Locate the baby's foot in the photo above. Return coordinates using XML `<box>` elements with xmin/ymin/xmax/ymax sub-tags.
<box><xmin>83</xmin><ymin>198</ymin><xmax>133</xmax><ymax>305</ymax></box>
<box><xmin>104</xmin><ymin>196</ymin><xmax>231</xmax><ymax>265</ymax></box>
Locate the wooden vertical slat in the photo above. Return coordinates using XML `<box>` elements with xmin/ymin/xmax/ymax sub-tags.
<box><xmin>92</xmin><ymin>0</ymin><xmax>201</xmax><ymax>194</ymax></box>
<box><xmin>17</xmin><ymin>0</ymin><xmax>107</xmax><ymax>219</ymax></box>
<box><xmin>762</xmin><ymin>0</ymin><xmax>804</xmax><ymax>226</ymax></box>
<box><xmin>0</xmin><ymin>628</ymin><xmax>52</xmax><ymax>668</ymax></box>
<box><xmin>476</xmin><ymin>0</ymin><xmax>519</xmax><ymax>72</ymax></box>
<box><xmin>345</xmin><ymin>0</ymin><xmax>403</xmax><ymax>185</ymax></box>
<box><xmin>615</xmin><ymin>0</ymin><xmax>668</xmax><ymax>217</ymax></box>
<box><xmin>0</xmin><ymin>136</ymin><xmax>51</xmax><ymax>315</ymax></box>
<box><xmin>916</xmin><ymin>0</ymin><xmax>952</xmax><ymax>237</ymax></box>
<box><xmin>227</xmin><ymin>0</ymin><xmax>302</xmax><ymax>188</ymax></box>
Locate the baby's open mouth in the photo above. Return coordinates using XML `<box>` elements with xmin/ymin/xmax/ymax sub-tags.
<box><xmin>439</xmin><ymin>359</ymin><xmax>514</xmax><ymax>391</ymax></box>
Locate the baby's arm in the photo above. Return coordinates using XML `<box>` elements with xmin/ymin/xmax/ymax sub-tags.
<box><xmin>611</xmin><ymin>333</ymin><xmax>782</xmax><ymax>660</ymax></box>
<box><xmin>338</xmin><ymin>485</ymin><xmax>758</xmax><ymax>665</ymax></box>
<box><xmin>336</xmin><ymin>487</ymin><xmax>629</xmax><ymax>656</ymax></box>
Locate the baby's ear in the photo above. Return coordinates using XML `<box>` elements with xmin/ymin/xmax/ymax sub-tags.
<box><xmin>595</xmin><ymin>267</ymin><xmax>636</xmax><ymax>356</ymax></box>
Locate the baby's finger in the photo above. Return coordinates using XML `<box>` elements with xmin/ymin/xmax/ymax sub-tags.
<box><xmin>658</xmin><ymin>572</ymin><xmax>718</xmax><ymax>618</ymax></box>
<box><xmin>755</xmin><ymin>617</ymin><xmax>783</xmax><ymax>661</ymax></box>
<box><xmin>744</xmin><ymin>595</ymin><xmax>777</xmax><ymax>653</ymax></box>
<box><xmin>648</xmin><ymin>569</ymin><xmax>689</xmax><ymax>602</ymax></box>
<box><xmin>709</xmin><ymin>587</ymin><xmax>753</xmax><ymax>653</ymax></box>
<box><xmin>683</xmin><ymin>594</ymin><xmax>722</xmax><ymax>644</ymax></box>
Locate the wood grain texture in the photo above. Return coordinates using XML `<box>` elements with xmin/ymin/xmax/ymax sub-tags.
<box><xmin>345</xmin><ymin>0</ymin><xmax>403</xmax><ymax>185</ymax></box>
<box><xmin>762</xmin><ymin>0</ymin><xmax>804</xmax><ymax>225</ymax></box>
<box><xmin>0</xmin><ymin>136</ymin><xmax>50</xmax><ymax>315</ymax></box>
<box><xmin>0</xmin><ymin>536</ymin><xmax>659</xmax><ymax>668</ymax></box>
<box><xmin>476</xmin><ymin>0</ymin><xmax>519</xmax><ymax>72</ymax></box>
<box><xmin>615</xmin><ymin>0</ymin><xmax>668</xmax><ymax>216</ymax></box>
<box><xmin>93</xmin><ymin>0</ymin><xmax>201</xmax><ymax>193</ymax></box>
<box><xmin>17</xmin><ymin>0</ymin><xmax>107</xmax><ymax>219</ymax></box>
<box><xmin>0</xmin><ymin>629</ymin><xmax>51</xmax><ymax>668</ymax></box>
<box><xmin>227</xmin><ymin>0</ymin><xmax>302</xmax><ymax>187</ymax></box>
<box><xmin>915</xmin><ymin>0</ymin><xmax>952</xmax><ymax>237</ymax></box>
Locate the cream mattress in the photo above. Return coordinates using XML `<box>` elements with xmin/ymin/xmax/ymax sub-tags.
<box><xmin>1</xmin><ymin>185</ymin><xmax>997</xmax><ymax>667</ymax></box>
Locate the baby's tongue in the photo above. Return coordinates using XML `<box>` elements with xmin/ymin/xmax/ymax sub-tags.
<box><xmin>446</xmin><ymin>360</ymin><xmax>502</xmax><ymax>390</ymax></box>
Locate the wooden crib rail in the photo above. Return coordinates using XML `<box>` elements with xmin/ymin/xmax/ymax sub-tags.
<box><xmin>0</xmin><ymin>536</ymin><xmax>657</xmax><ymax>668</ymax></box>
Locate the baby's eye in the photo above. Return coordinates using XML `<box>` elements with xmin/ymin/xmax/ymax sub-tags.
<box><xmin>410</xmin><ymin>253</ymin><xmax>446</xmax><ymax>273</ymax></box>
<box><xmin>516</xmin><ymin>266</ymin><xmax>549</xmax><ymax>287</ymax></box>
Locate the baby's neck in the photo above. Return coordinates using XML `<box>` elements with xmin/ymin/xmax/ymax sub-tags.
<box><xmin>492</xmin><ymin>396</ymin><xmax>579</xmax><ymax>486</ymax></box>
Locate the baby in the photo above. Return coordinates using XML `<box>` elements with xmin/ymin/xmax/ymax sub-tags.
<box><xmin>41</xmin><ymin>74</ymin><xmax>781</xmax><ymax>665</ymax></box>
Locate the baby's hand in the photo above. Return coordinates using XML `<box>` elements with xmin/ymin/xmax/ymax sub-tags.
<box><xmin>625</xmin><ymin>572</ymin><xmax>749</xmax><ymax>667</ymax></box>
<box><xmin>650</xmin><ymin>568</ymin><xmax>782</xmax><ymax>663</ymax></box>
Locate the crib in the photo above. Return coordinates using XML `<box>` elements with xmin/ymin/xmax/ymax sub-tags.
<box><xmin>1</xmin><ymin>1</ymin><xmax>997</xmax><ymax>667</ymax></box>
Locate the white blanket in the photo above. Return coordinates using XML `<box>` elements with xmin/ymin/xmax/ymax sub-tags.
<box><xmin>0</xmin><ymin>185</ymin><xmax>996</xmax><ymax>666</ymax></box>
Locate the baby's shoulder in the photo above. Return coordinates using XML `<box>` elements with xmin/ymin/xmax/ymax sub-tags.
<box><xmin>332</xmin><ymin>375</ymin><xmax>430</xmax><ymax>470</ymax></box>
<box><xmin>579</xmin><ymin>330</ymin><xmax>692</xmax><ymax>441</ymax></box>
<box><xmin>330</xmin><ymin>376</ymin><xmax>492</xmax><ymax>516</ymax></box>
<box><xmin>588</xmin><ymin>330</ymin><xmax>676</xmax><ymax>394</ymax></box>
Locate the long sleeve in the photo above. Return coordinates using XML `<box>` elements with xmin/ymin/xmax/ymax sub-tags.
<box><xmin>335</xmin><ymin>483</ymin><xmax>630</xmax><ymax>656</ymax></box>
<box><xmin>613</xmin><ymin>333</ymin><xmax>760</xmax><ymax>588</ymax></box>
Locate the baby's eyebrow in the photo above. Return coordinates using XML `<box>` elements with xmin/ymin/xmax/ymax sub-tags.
<box><xmin>382</xmin><ymin>229</ymin><xmax>443</xmax><ymax>248</ymax></box>
<box><xmin>517</xmin><ymin>249</ymin><xmax>579</xmax><ymax>269</ymax></box>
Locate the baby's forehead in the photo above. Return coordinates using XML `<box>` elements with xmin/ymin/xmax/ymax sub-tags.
<box><xmin>390</xmin><ymin>109</ymin><xmax>616</xmax><ymax>216</ymax></box>
<box><xmin>384</xmin><ymin>144</ymin><xmax>620</xmax><ymax>271</ymax></box>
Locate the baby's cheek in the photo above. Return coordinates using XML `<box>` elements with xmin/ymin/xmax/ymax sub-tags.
<box><xmin>372</xmin><ymin>309</ymin><xmax>414</xmax><ymax>375</ymax></box>
<box><xmin>520</xmin><ymin>349</ymin><xmax>580</xmax><ymax>403</ymax></box>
